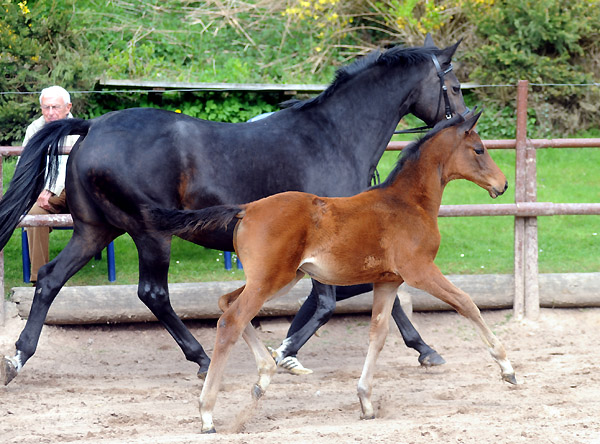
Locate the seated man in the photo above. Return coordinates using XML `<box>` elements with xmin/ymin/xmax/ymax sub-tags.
<box><xmin>21</xmin><ymin>85</ymin><xmax>79</xmax><ymax>283</ymax></box>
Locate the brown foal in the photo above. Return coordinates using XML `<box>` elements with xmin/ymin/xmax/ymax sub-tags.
<box><xmin>150</xmin><ymin>111</ymin><xmax>516</xmax><ymax>433</ymax></box>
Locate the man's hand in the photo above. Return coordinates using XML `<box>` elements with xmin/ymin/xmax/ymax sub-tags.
<box><xmin>36</xmin><ymin>190</ymin><xmax>54</xmax><ymax>211</ymax></box>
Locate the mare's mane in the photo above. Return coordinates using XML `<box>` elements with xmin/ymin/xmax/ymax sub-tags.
<box><xmin>371</xmin><ymin>114</ymin><xmax>466</xmax><ymax>190</ymax></box>
<box><xmin>282</xmin><ymin>46</ymin><xmax>441</xmax><ymax>111</ymax></box>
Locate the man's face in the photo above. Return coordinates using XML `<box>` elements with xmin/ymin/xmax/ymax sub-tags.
<box><xmin>41</xmin><ymin>93</ymin><xmax>72</xmax><ymax>123</ymax></box>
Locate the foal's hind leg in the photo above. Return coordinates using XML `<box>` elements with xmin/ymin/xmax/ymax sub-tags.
<box><xmin>2</xmin><ymin>229</ymin><xmax>116</xmax><ymax>385</ymax></box>
<box><xmin>357</xmin><ymin>282</ymin><xmax>401</xmax><ymax>419</ymax></box>
<box><xmin>217</xmin><ymin>284</ymin><xmax>278</xmax><ymax>397</ymax></box>
<box><xmin>200</xmin><ymin>271</ymin><xmax>305</xmax><ymax>433</ymax></box>
<box><xmin>133</xmin><ymin>234</ymin><xmax>211</xmax><ymax>376</ymax></box>
<box><xmin>405</xmin><ymin>264</ymin><xmax>516</xmax><ymax>384</ymax></box>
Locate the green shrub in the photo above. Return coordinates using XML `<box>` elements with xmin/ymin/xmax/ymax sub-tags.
<box><xmin>463</xmin><ymin>0</ymin><xmax>600</xmax><ymax>136</ymax></box>
<box><xmin>0</xmin><ymin>0</ymin><xmax>105</xmax><ymax>145</ymax></box>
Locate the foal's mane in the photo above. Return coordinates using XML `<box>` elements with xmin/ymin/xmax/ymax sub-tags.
<box><xmin>371</xmin><ymin>115</ymin><xmax>466</xmax><ymax>190</ymax></box>
<box><xmin>282</xmin><ymin>46</ymin><xmax>440</xmax><ymax>111</ymax></box>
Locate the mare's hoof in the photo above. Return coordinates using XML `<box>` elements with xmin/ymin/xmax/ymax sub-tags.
<box><xmin>197</xmin><ymin>368</ymin><xmax>208</xmax><ymax>380</ymax></box>
<box><xmin>418</xmin><ymin>350</ymin><xmax>446</xmax><ymax>367</ymax></box>
<box><xmin>1</xmin><ymin>357</ymin><xmax>18</xmax><ymax>386</ymax></box>
<box><xmin>252</xmin><ymin>383</ymin><xmax>265</xmax><ymax>400</ymax></box>
<box><xmin>503</xmin><ymin>373</ymin><xmax>518</xmax><ymax>385</ymax></box>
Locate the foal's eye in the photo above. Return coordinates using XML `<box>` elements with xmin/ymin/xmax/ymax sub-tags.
<box><xmin>474</xmin><ymin>148</ymin><xmax>484</xmax><ymax>155</ymax></box>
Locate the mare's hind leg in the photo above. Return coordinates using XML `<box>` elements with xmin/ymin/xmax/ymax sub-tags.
<box><xmin>272</xmin><ymin>280</ymin><xmax>336</xmax><ymax>362</ymax></box>
<box><xmin>133</xmin><ymin>234</ymin><xmax>211</xmax><ymax>376</ymax></box>
<box><xmin>2</xmin><ymin>228</ymin><xmax>116</xmax><ymax>385</ymax></box>
<box><xmin>357</xmin><ymin>282</ymin><xmax>401</xmax><ymax>419</ymax></box>
<box><xmin>404</xmin><ymin>264</ymin><xmax>516</xmax><ymax>384</ymax></box>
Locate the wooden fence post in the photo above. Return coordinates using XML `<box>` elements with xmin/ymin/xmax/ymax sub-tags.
<box><xmin>513</xmin><ymin>80</ymin><xmax>540</xmax><ymax>320</ymax></box>
<box><xmin>0</xmin><ymin>154</ymin><xmax>5</xmax><ymax>326</ymax></box>
<box><xmin>513</xmin><ymin>80</ymin><xmax>527</xmax><ymax>320</ymax></box>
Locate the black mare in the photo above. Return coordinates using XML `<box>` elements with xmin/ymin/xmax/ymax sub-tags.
<box><xmin>0</xmin><ymin>37</ymin><xmax>467</xmax><ymax>385</ymax></box>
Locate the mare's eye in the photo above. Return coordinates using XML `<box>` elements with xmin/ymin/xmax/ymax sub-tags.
<box><xmin>452</xmin><ymin>86</ymin><xmax>461</xmax><ymax>94</ymax></box>
<box><xmin>474</xmin><ymin>148</ymin><xmax>484</xmax><ymax>155</ymax></box>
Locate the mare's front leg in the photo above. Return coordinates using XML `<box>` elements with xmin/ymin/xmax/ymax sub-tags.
<box><xmin>337</xmin><ymin>284</ymin><xmax>445</xmax><ymax>366</ymax></box>
<box><xmin>405</xmin><ymin>264</ymin><xmax>516</xmax><ymax>384</ymax></box>
<box><xmin>357</xmin><ymin>282</ymin><xmax>401</xmax><ymax>419</ymax></box>
<box><xmin>2</xmin><ymin>229</ymin><xmax>115</xmax><ymax>385</ymax></box>
<box><xmin>390</xmin><ymin>296</ymin><xmax>445</xmax><ymax>366</ymax></box>
<box><xmin>272</xmin><ymin>280</ymin><xmax>336</xmax><ymax>361</ymax></box>
<box><xmin>133</xmin><ymin>234</ymin><xmax>211</xmax><ymax>376</ymax></box>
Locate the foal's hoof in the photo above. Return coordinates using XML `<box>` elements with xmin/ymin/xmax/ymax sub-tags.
<box><xmin>252</xmin><ymin>383</ymin><xmax>265</xmax><ymax>400</ymax></box>
<box><xmin>360</xmin><ymin>413</ymin><xmax>376</xmax><ymax>420</ymax></box>
<box><xmin>1</xmin><ymin>357</ymin><xmax>18</xmax><ymax>386</ymax></box>
<box><xmin>201</xmin><ymin>427</ymin><xmax>216</xmax><ymax>434</ymax></box>
<box><xmin>418</xmin><ymin>350</ymin><xmax>446</xmax><ymax>367</ymax></box>
<box><xmin>502</xmin><ymin>372</ymin><xmax>518</xmax><ymax>385</ymax></box>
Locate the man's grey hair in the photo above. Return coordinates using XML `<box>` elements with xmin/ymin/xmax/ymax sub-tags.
<box><xmin>39</xmin><ymin>85</ymin><xmax>71</xmax><ymax>105</ymax></box>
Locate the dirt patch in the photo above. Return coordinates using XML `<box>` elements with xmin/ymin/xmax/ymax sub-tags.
<box><xmin>1</xmin><ymin>307</ymin><xmax>599</xmax><ymax>443</ymax></box>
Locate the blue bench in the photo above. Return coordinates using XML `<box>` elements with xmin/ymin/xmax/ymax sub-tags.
<box><xmin>21</xmin><ymin>227</ymin><xmax>116</xmax><ymax>283</ymax></box>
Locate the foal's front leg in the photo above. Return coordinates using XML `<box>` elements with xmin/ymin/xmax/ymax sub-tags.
<box><xmin>405</xmin><ymin>264</ymin><xmax>516</xmax><ymax>384</ymax></box>
<box><xmin>357</xmin><ymin>282</ymin><xmax>401</xmax><ymax>419</ymax></box>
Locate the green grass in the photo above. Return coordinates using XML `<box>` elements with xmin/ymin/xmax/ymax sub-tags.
<box><xmin>2</xmin><ymin>141</ymin><xmax>599</xmax><ymax>296</ymax></box>
<box><xmin>375</xmin><ymin>145</ymin><xmax>600</xmax><ymax>275</ymax></box>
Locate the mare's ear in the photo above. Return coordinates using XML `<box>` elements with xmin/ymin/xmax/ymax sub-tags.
<box><xmin>460</xmin><ymin>109</ymin><xmax>483</xmax><ymax>134</ymax></box>
<box><xmin>437</xmin><ymin>39</ymin><xmax>462</xmax><ymax>65</ymax></box>
<box><xmin>424</xmin><ymin>33</ymin><xmax>436</xmax><ymax>48</ymax></box>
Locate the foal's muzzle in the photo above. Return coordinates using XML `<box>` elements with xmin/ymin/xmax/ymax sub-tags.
<box><xmin>489</xmin><ymin>180</ymin><xmax>509</xmax><ymax>199</ymax></box>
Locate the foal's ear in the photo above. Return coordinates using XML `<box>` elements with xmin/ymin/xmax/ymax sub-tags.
<box><xmin>437</xmin><ymin>39</ymin><xmax>462</xmax><ymax>65</ymax></box>
<box><xmin>424</xmin><ymin>33</ymin><xmax>436</xmax><ymax>48</ymax></box>
<box><xmin>460</xmin><ymin>109</ymin><xmax>483</xmax><ymax>134</ymax></box>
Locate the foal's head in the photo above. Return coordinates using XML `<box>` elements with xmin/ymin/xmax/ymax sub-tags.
<box><xmin>438</xmin><ymin>111</ymin><xmax>508</xmax><ymax>198</ymax></box>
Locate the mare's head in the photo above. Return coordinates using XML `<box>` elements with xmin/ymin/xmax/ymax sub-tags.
<box><xmin>408</xmin><ymin>34</ymin><xmax>468</xmax><ymax>126</ymax></box>
<box><xmin>281</xmin><ymin>35</ymin><xmax>467</xmax><ymax>127</ymax></box>
<box><xmin>436</xmin><ymin>111</ymin><xmax>508</xmax><ymax>198</ymax></box>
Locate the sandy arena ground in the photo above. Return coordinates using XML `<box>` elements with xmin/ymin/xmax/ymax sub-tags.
<box><xmin>1</xmin><ymin>306</ymin><xmax>599</xmax><ymax>444</ymax></box>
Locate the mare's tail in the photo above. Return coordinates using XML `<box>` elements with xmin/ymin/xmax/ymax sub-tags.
<box><xmin>146</xmin><ymin>206</ymin><xmax>244</xmax><ymax>237</ymax></box>
<box><xmin>0</xmin><ymin>118</ymin><xmax>91</xmax><ymax>250</ymax></box>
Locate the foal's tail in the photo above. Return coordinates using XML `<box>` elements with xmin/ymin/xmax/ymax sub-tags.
<box><xmin>146</xmin><ymin>205</ymin><xmax>244</xmax><ymax>237</ymax></box>
<box><xmin>0</xmin><ymin>118</ymin><xmax>91</xmax><ymax>250</ymax></box>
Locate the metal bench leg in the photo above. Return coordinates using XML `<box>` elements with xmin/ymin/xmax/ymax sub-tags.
<box><xmin>21</xmin><ymin>228</ymin><xmax>31</xmax><ymax>283</ymax></box>
<box><xmin>224</xmin><ymin>251</ymin><xmax>232</xmax><ymax>270</ymax></box>
<box><xmin>107</xmin><ymin>241</ymin><xmax>116</xmax><ymax>282</ymax></box>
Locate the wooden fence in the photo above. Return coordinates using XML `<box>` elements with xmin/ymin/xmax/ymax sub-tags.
<box><xmin>387</xmin><ymin>80</ymin><xmax>600</xmax><ymax>319</ymax></box>
<box><xmin>1</xmin><ymin>80</ymin><xmax>599</xmax><ymax>323</ymax></box>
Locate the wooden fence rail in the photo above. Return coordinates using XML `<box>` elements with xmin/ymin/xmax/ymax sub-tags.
<box><xmin>1</xmin><ymin>80</ymin><xmax>599</xmax><ymax>324</ymax></box>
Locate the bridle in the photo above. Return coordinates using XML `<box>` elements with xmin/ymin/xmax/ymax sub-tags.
<box><xmin>372</xmin><ymin>53</ymin><xmax>467</xmax><ymax>186</ymax></box>
<box><xmin>394</xmin><ymin>53</ymin><xmax>465</xmax><ymax>135</ymax></box>
<box><xmin>431</xmin><ymin>53</ymin><xmax>455</xmax><ymax>121</ymax></box>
